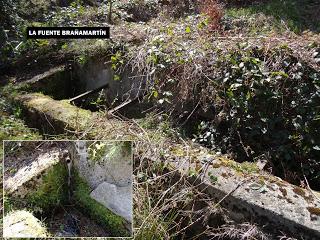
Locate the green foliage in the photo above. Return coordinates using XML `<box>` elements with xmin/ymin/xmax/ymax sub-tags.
<box><xmin>70</xmin><ymin>0</ymin><xmax>84</xmax><ymax>8</ymax></box>
<box><xmin>73</xmin><ymin>172</ymin><xmax>130</xmax><ymax>237</ymax></box>
<box><xmin>88</xmin><ymin>141</ymin><xmax>132</xmax><ymax>164</ymax></box>
<box><xmin>89</xmin><ymin>90</ymin><xmax>108</xmax><ymax>110</ymax></box>
<box><xmin>0</xmin><ymin>115</ymin><xmax>40</xmax><ymax>140</ymax></box>
<box><xmin>208</xmin><ymin>172</ymin><xmax>218</xmax><ymax>184</ymax></box>
<box><xmin>3</xmin><ymin>196</ymin><xmax>15</xmax><ymax>215</ymax></box>
<box><xmin>87</xmin><ymin>141</ymin><xmax>108</xmax><ymax>163</ymax></box>
<box><xmin>44</xmin><ymin>1</ymin><xmax>108</xmax><ymax>27</ymax></box>
<box><xmin>76</xmin><ymin>54</ymin><xmax>88</xmax><ymax>65</ymax></box>
<box><xmin>17</xmin><ymin>0</ymin><xmax>51</xmax><ymax>20</ymax></box>
<box><xmin>194</xmin><ymin>45</ymin><xmax>320</xmax><ymax>186</ymax></box>
<box><xmin>117</xmin><ymin>0</ymin><xmax>159</xmax><ymax>22</ymax></box>
<box><xmin>138</xmin><ymin>113</ymin><xmax>178</xmax><ymax>140</ymax></box>
<box><xmin>111</xmin><ymin>51</ymin><xmax>124</xmax><ymax>81</ymax></box>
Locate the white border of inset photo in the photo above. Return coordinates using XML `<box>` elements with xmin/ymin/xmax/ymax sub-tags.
<box><xmin>2</xmin><ymin>139</ymin><xmax>134</xmax><ymax>239</ymax></box>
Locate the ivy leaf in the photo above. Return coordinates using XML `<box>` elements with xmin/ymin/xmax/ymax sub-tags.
<box><xmin>113</xmin><ymin>74</ymin><xmax>120</xmax><ymax>81</ymax></box>
<box><xmin>153</xmin><ymin>90</ymin><xmax>159</xmax><ymax>98</ymax></box>
<box><xmin>313</xmin><ymin>146</ymin><xmax>320</xmax><ymax>151</ymax></box>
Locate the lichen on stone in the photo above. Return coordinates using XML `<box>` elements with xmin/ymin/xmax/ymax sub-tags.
<box><xmin>3</xmin><ymin>210</ymin><xmax>49</xmax><ymax>238</ymax></box>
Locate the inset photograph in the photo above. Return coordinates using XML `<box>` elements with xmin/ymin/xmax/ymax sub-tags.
<box><xmin>3</xmin><ymin>140</ymin><xmax>133</xmax><ymax>238</ymax></box>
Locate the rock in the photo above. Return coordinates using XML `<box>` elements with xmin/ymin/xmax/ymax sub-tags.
<box><xmin>90</xmin><ymin>181</ymin><xmax>132</xmax><ymax>223</ymax></box>
<box><xmin>56</xmin><ymin>214</ymin><xmax>80</xmax><ymax>237</ymax></box>
<box><xmin>3</xmin><ymin>210</ymin><xmax>48</xmax><ymax>238</ymax></box>
<box><xmin>10</xmin><ymin>93</ymin><xmax>94</xmax><ymax>135</ymax></box>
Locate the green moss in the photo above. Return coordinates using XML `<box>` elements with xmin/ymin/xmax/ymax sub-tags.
<box><xmin>12</xmin><ymin>93</ymin><xmax>93</xmax><ymax>134</ymax></box>
<box><xmin>73</xmin><ymin>172</ymin><xmax>130</xmax><ymax>237</ymax></box>
<box><xmin>219</xmin><ymin>158</ymin><xmax>259</xmax><ymax>174</ymax></box>
<box><xmin>26</xmin><ymin>162</ymin><xmax>69</xmax><ymax>213</ymax></box>
<box><xmin>3</xmin><ymin>195</ymin><xmax>15</xmax><ymax>215</ymax></box>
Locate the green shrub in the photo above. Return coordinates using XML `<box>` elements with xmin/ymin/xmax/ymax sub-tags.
<box><xmin>194</xmin><ymin>45</ymin><xmax>320</xmax><ymax>187</ymax></box>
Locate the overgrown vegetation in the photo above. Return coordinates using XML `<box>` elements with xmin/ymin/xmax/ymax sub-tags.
<box><xmin>192</xmin><ymin>45</ymin><xmax>320</xmax><ymax>187</ymax></box>
<box><xmin>133</xmin><ymin>140</ymin><xmax>286</xmax><ymax>239</ymax></box>
<box><xmin>0</xmin><ymin>96</ymin><xmax>41</xmax><ymax>144</ymax></box>
<box><xmin>123</xmin><ymin>12</ymin><xmax>319</xmax><ymax>189</ymax></box>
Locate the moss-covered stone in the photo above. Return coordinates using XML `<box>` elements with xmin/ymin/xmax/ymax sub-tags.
<box><xmin>25</xmin><ymin>161</ymin><xmax>69</xmax><ymax>213</ymax></box>
<box><xmin>73</xmin><ymin>172</ymin><xmax>130</xmax><ymax>237</ymax></box>
<box><xmin>12</xmin><ymin>93</ymin><xmax>94</xmax><ymax>134</ymax></box>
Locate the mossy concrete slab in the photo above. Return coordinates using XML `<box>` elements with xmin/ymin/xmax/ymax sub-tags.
<box><xmin>73</xmin><ymin>172</ymin><xmax>131</xmax><ymax>237</ymax></box>
<box><xmin>13</xmin><ymin>93</ymin><xmax>94</xmax><ymax>134</ymax></box>
<box><xmin>167</xmin><ymin>145</ymin><xmax>320</xmax><ymax>239</ymax></box>
<box><xmin>4</xmin><ymin>148</ymin><xmax>69</xmax><ymax>213</ymax></box>
<box><xmin>3</xmin><ymin>210</ymin><xmax>48</xmax><ymax>238</ymax></box>
<box><xmin>4</xmin><ymin>149</ymin><xmax>61</xmax><ymax>197</ymax></box>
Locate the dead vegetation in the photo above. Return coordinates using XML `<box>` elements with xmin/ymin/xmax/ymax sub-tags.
<box><xmin>134</xmin><ymin>140</ymin><xmax>271</xmax><ymax>239</ymax></box>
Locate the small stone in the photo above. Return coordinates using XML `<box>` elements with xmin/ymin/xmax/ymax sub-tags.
<box><xmin>3</xmin><ymin>210</ymin><xmax>48</xmax><ymax>238</ymax></box>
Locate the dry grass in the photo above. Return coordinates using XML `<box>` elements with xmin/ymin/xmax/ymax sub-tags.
<box><xmin>131</xmin><ymin>132</ymin><xmax>275</xmax><ymax>240</ymax></box>
<box><xmin>209</xmin><ymin>222</ymin><xmax>271</xmax><ymax>240</ymax></box>
<box><xmin>133</xmin><ymin>140</ymin><xmax>228</xmax><ymax>239</ymax></box>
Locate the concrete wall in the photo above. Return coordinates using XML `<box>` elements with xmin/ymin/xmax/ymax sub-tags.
<box><xmin>74</xmin><ymin>58</ymin><xmax>146</xmax><ymax>105</ymax></box>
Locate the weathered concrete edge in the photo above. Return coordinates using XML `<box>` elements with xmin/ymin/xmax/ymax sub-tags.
<box><xmin>12</xmin><ymin>92</ymin><xmax>94</xmax><ymax>134</ymax></box>
<box><xmin>23</xmin><ymin>65</ymin><xmax>66</xmax><ymax>85</ymax></box>
<box><xmin>4</xmin><ymin>149</ymin><xmax>60</xmax><ymax>195</ymax></box>
<box><xmin>3</xmin><ymin>210</ymin><xmax>49</xmax><ymax>238</ymax></box>
<box><xmin>168</xmin><ymin>155</ymin><xmax>320</xmax><ymax>239</ymax></box>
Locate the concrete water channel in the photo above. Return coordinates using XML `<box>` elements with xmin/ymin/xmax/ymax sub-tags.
<box><xmin>2</xmin><ymin>58</ymin><xmax>320</xmax><ymax>239</ymax></box>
